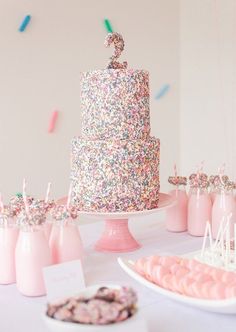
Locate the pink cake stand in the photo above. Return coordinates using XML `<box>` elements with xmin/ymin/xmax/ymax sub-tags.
<box><xmin>58</xmin><ymin>193</ymin><xmax>175</xmax><ymax>253</ymax></box>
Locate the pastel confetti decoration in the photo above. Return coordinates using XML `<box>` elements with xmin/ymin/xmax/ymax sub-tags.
<box><xmin>155</xmin><ymin>84</ymin><xmax>170</xmax><ymax>100</ymax></box>
<box><xmin>48</xmin><ymin>110</ymin><xmax>59</xmax><ymax>133</ymax></box>
<box><xmin>104</xmin><ymin>19</ymin><xmax>113</xmax><ymax>33</ymax></box>
<box><xmin>19</xmin><ymin>15</ymin><xmax>31</xmax><ymax>32</ymax></box>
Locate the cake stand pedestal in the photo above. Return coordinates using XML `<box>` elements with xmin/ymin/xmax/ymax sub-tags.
<box><xmin>58</xmin><ymin>193</ymin><xmax>175</xmax><ymax>253</ymax></box>
<box><xmin>95</xmin><ymin>218</ymin><xmax>140</xmax><ymax>252</ymax></box>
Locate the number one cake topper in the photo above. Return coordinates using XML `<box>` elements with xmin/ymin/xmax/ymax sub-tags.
<box><xmin>104</xmin><ymin>32</ymin><xmax>128</xmax><ymax>69</ymax></box>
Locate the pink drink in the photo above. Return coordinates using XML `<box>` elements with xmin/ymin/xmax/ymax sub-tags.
<box><xmin>188</xmin><ymin>189</ymin><xmax>212</xmax><ymax>236</ymax></box>
<box><xmin>49</xmin><ymin>221</ymin><xmax>83</xmax><ymax>264</ymax></box>
<box><xmin>0</xmin><ymin>223</ymin><xmax>19</xmax><ymax>284</ymax></box>
<box><xmin>212</xmin><ymin>191</ymin><xmax>236</xmax><ymax>239</ymax></box>
<box><xmin>210</xmin><ymin>191</ymin><xmax>217</xmax><ymax>204</ymax></box>
<box><xmin>15</xmin><ymin>228</ymin><xmax>52</xmax><ymax>296</ymax></box>
<box><xmin>166</xmin><ymin>189</ymin><xmax>188</xmax><ymax>232</ymax></box>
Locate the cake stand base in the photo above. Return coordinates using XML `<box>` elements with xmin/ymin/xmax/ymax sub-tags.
<box><xmin>95</xmin><ymin>219</ymin><xmax>141</xmax><ymax>253</ymax></box>
<box><xmin>57</xmin><ymin>193</ymin><xmax>175</xmax><ymax>253</ymax></box>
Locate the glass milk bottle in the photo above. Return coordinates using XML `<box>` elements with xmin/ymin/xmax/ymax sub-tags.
<box><xmin>212</xmin><ymin>183</ymin><xmax>236</xmax><ymax>239</ymax></box>
<box><xmin>0</xmin><ymin>214</ymin><xmax>19</xmax><ymax>284</ymax></box>
<box><xmin>49</xmin><ymin>206</ymin><xmax>83</xmax><ymax>264</ymax></box>
<box><xmin>15</xmin><ymin>214</ymin><xmax>52</xmax><ymax>297</ymax></box>
<box><xmin>166</xmin><ymin>176</ymin><xmax>188</xmax><ymax>232</ymax></box>
<box><xmin>188</xmin><ymin>177</ymin><xmax>212</xmax><ymax>236</ymax></box>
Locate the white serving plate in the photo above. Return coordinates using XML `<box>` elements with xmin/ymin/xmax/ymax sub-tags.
<box><xmin>117</xmin><ymin>257</ymin><xmax>236</xmax><ymax>314</ymax></box>
<box><xmin>43</xmin><ymin>284</ymin><xmax>147</xmax><ymax>332</ymax></box>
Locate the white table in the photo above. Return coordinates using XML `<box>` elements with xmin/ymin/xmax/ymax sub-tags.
<box><xmin>1</xmin><ymin>212</ymin><xmax>236</xmax><ymax>332</ymax></box>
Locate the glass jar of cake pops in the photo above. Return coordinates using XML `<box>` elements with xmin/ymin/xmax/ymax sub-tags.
<box><xmin>187</xmin><ymin>173</ymin><xmax>212</xmax><ymax>236</ymax></box>
<box><xmin>15</xmin><ymin>205</ymin><xmax>52</xmax><ymax>297</ymax></box>
<box><xmin>49</xmin><ymin>205</ymin><xmax>83</xmax><ymax>264</ymax></box>
<box><xmin>0</xmin><ymin>212</ymin><xmax>19</xmax><ymax>285</ymax></box>
<box><xmin>165</xmin><ymin>175</ymin><xmax>188</xmax><ymax>232</ymax></box>
<box><xmin>212</xmin><ymin>177</ymin><xmax>236</xmax><ymax>239</ymax></box>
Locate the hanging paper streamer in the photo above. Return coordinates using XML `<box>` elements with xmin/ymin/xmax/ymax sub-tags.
<box><xmin>155</xmin><ymin>84</ymin><xmax>170</xmax><ymax>100</ymax></box>
<box><xmin>48</xmin><ymin>111</ymin><xmax>59</xmax><ymax>133</ymax></box>
<box><xmin>104</xmin><ymin>19</ymin><xmax>113</xmax><ymax>33</ymax></box>
<box><xmin>19</xmin><ymin>15</ymin><xmax>31</xmax><ymax>32</ymax></box>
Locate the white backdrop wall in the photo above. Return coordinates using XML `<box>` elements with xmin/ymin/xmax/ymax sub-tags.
<box><xmin>0</xmin><ymin>0</ymin><xmax>180</xmax><ymax>200</ymax></box>
<box><xmin>180</xmin><ymin>0</ymin><xmax>236</xmax><ymax>178</ymax></box>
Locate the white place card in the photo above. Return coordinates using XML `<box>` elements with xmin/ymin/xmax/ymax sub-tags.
<box><xmin>43</xmin><ymin>260</ymin><xmax>85</xmax><ymax>302</ymax></box>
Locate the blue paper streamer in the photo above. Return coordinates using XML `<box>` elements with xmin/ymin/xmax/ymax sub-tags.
<box><xmin>155</xmin><ymin>84</ymin><xmax>170</xmax><ymax>100</ymax></box>
<box><xmin>19</xmin><ymin>15</ymin><xmax>31</xmax><ymax>32</ymax></box>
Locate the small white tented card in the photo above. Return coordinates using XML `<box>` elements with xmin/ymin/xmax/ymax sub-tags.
<box><xmin>43</xmin><ymin>260</ymin><xmax>85</xmax><ymax>302</ymax></box>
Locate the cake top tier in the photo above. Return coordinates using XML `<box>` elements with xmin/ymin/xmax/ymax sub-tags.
<box><xmin>80</xmin><ymin>33</ymin><xmax>150</xmax><ymax>140</ymax></box>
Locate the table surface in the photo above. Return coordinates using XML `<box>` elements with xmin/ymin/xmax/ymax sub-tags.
<box><xmin>1</xmin><ymin>212</ymin><xmax>236</xmax><ymax>332</ymax></box>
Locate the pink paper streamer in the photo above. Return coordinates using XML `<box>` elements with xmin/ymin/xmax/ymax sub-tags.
<box><xmin>48</xmin><ymin>111</ymin><xmax>59</xmax><ymax>133</ymax></box>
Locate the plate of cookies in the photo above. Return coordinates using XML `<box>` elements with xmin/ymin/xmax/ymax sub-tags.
<box><xmin>43</xmin><ymin>284</ymin><xmax>147</xmax><ymax>332</ymax></box>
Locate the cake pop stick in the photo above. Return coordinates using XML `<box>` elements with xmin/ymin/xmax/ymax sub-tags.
<box><xmin>66</xmin><ymin>183</ymin><xmax>73</xmax><ymax>209</ymax></box>
<box><xmin>0</xmin><ymin>193</ymin><xmax>4</xmax><ymax>213</ymax></box>
<box><xmin>45</xmin><ymin>182</ymin><xmax>51</xmax><ymax>203</ymax></box>
<box><xmin>225</xmin><ymin>219</ymin><xmax>231</xmax><ymax>268</ymax></box>
<box><xmin>213</xmin><ymin>216</ymin><xmax>225</xmax><ymax>251</ymax></box>
<box><xmin>174</xmin><ymin>164</ymin><xmax>177</xmax><ymax>178</ymax></box>
<box><xmin>199</xmin><ymin>160</ymin><xmax>205</xmax><ymax>173</ymax></box>
<box><xmin>234</xmin><ymin>224</ymin><xmax>236</xmax><ymax>264</ymax></box>
<box><xmin>201</xmin><ymin>221</ymin><xmax>213</xmax><ymax>257</ymax></box>
<box><xmin>196</xmin><ymin>170</ymin><xmax>200</xmax><ymax>199</ymax></box>
<box><xmin>22</xmin><ymin>179</ymin><xmax>30</xmax><ymax>217</ymax></box>
<box><xmin>219</xmin><ymin>217</ymin><xmax>230</xmax><ymax>259</ymax></box>
<box><xmin>173</xmin><ymin>164</ymin><xmax>178</xmax><ymax>193</ymax></box>
<box><xmin>218</xmin><ymin>163</ymin><xmax>226</xmax><ymax>187</ymax></box>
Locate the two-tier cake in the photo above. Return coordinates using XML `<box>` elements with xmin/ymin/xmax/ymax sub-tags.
<box><xmin>71</xmin><ymin>33</ymin><xmax>160</xmax><ymax>212</ymax></box>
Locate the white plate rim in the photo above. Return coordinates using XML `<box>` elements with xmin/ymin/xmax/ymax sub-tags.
<box><xmin>117</xmin><ymin>257</ymin><xmax>236</xmax><ymax>311</ymax></box>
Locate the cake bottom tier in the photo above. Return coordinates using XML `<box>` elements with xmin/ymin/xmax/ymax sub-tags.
<box><xmin>71</xmin><ymin>136</ymin><xmax>160</xmax><ymax>212</ymax></box>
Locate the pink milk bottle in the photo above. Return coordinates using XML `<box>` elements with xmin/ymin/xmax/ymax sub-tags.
<box><xmin>49</xmin><ymin>205</ymin><xmax>83</xmax><ymax>264</ymax></box>
<box><xmin>0</xmin><ymin>215</ymin><xmax>19</xmax><ymax>284</ymax></box>
<box><xmin>15</xmin><ymin>212</ymin><xmax>52</xmax><ymax>297</ymax></box>
<box><xmin>166</xmin><ymin>176</ymin><xmax>188</xmax><ymax>232</ymax></box>
<box><xmin>212</xmin><ymin>182</ymin><xmax>236</xmax><ymax>239</ymax></box>
<box><xmin>188</xmin><ymin>173</ymin><xmax>212</xmax><ymax>236</ymax></box>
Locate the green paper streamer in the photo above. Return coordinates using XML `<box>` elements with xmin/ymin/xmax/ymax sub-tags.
<box><xmin>104</xmin><ymin>19</ymin><xmax>113</xmax><ymax>33</ymax></box>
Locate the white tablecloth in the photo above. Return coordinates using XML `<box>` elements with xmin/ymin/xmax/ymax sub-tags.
<box><xmin>1</xmin><ymin>212</ymin><xmax>236</xmax><ymax>332</ymax></box>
